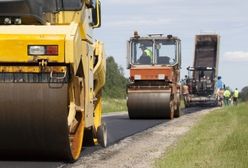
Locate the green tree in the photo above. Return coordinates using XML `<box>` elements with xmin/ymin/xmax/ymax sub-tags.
<box><xmin>240</xmin><ymin>86</ymin><xmax>248</xmax><ymax>102</ymax></box>
<box><xmin>103</xmin><ymin>56</ymin><xmax>127</xmax><ymax>98</ymax></box>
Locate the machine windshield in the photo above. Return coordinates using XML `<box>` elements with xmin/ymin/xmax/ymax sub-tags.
<box><xmin>131</xmin><ymin>40</ymin><xmax>153</xmax><ymax>65</ymax></box>
<box><xmin>0</xmin><ymin>0</ymin><xmax>83</xmax><ymax>24</ymax></box>
<box><xmin>131</xmin><ymin>39</ymin><xmax>178</xmax><ymax>65</ymax></box>
<box><xmin>155</xmin><ymin>40</ymin><xmax>177</xmax><ymax>65</ymax></box>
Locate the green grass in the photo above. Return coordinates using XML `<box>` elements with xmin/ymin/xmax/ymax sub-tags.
<box><xmin>102</xmin><ymin>98</ymin><xmax>127</xmax><ymax>113</ymax></box>
<box><xmin>155</xmin><ymin>103</ymin><xmax>248</xmax><ymax>168</ymax></box>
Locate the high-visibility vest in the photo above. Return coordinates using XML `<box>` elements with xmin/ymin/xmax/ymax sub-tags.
<box><xmin>144</xmin><ymin>49</ymin><xmax>152</xmax><ymax>59</ymax></box>
<box><xmin>224</xmin><ymin>90</ymin><xmax>231</xmax><ymax>98</ymax></box>
<box><xmin>234</xmin><ymin>90</ymin><xmax>239</xmax><ymax>98</ymax></box>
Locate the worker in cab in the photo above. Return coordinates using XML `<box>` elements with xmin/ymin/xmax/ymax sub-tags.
<box><xmin>233</xmin><ymin>88</ymin><xmax>239</xmax><ymax>106</ymax></box>
<box><xmin>139</xmin><ymin>44</ymin><xmax>153</xmax><ymax>64</ymax></box>
<box><xmin>223</xmin><ymin>88</ymin><xmax>231</xmax><ymax>106</ymax></box>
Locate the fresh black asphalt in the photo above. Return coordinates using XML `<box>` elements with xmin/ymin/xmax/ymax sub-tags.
<box><xmin>0</xmin><ymin>108</ymin><xmax>203</xmax><ymax>168</ymax></box>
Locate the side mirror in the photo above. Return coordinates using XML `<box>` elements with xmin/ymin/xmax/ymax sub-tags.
<box><xmin>92</xmin><ymin>0</ymin><xmax>101</xmax><ymax>28</ymax></box>
<box><xmin>127</xmin><ymin>64</ymin><xmax>131</xmax><ymax>69</ymax></box>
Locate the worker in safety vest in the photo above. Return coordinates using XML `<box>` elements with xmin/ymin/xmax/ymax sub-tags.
<box><xmin>223</xmin><ymin>88</ymin><xmax>231</xmax><ymax>106</ymax></box>
<box><xmin>144</xmin><ymin>48</ymin><xmax>152</xmax><ymax>59</ymax></box>
<box><xmin>139</xmin><ymin>44</ymin><xmax>153</xmax><ymax>64</ymax></box>
<box><xmin>233</xmin><ymin>88</ymin><xmax>239</xmax><ymax>106</ymax></box>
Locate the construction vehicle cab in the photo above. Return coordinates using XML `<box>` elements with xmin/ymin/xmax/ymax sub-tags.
<box><xmin>127</xmin><ymin>32</ymin><xmax>181</xmax><ymax>119</ymax></box>
<box><xmin>0</xmin><ymin>0</ymin><xmax>106</xmax><ymax>162</ymax></box>
<box><xmin>128</xmin><ymin>34</ymin><xmax>180</xmax><ymax>66</ymax></box>
<box><xmin>0</xmin><ymin>0</ymin><xmax>100</xmax><ymax>25</ymax></box>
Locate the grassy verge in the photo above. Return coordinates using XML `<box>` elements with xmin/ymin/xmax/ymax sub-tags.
<box><xmin>156</xmin><ymin>103</ymin><xmax>248</xmax><ymax>168</ymax></box>
<box><xmin>102</xmin><ymin>97</ymin><xmax>127</xmax><ymax>113</ymax></box>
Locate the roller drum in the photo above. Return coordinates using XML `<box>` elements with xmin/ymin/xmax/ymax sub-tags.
<box><xmin>127</xmin><ymin>91</ymin><xmax>172</xmax><ymax>119</ymax></box>
<box><xmin>0</xmin><ymin>83</ymin><xmax>73</xmax><ymax>160</ymax></box>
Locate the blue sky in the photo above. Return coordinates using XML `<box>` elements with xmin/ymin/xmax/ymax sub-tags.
<box><xmin>95</xmin><ymin>0</ymin><xmax>248</xmax><ymax>90</ymax></box>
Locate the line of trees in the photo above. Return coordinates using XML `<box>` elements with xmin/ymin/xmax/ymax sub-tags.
<box><xmin>102</xmin><ymin>57</ymin><xmax>248</xmax><ymax>102</ymax></box>
<box><xmin>103</xmin><ymin>56</ymin><xmax>128</xmax><ymax>99</ymax></box>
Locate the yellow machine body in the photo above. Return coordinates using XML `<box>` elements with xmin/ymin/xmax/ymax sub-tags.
<box><xmin>0</xmin><ymin>0</ymin><xmax>106</xmax><ymax>161</ymax></box>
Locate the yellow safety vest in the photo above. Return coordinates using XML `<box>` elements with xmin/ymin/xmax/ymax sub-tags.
<box><xmin>144</xmin><ymin>49</ymin><xmax>152</xmax><ymax>59</ymax></box>
<box><xmin>224</xmin><ymin>90</ymin><xmax>231</xmax><ymax>98</ymax></box>
<box><xmin>234</xmin><ymin>90</ymin><xmax>239</xmax><ymax>98</ymax></box>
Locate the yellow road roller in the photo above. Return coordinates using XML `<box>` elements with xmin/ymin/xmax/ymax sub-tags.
<box><xmin>0</xmin><ymin>0</ymin><xmax>106</xmax><ymax>161</ymax></box>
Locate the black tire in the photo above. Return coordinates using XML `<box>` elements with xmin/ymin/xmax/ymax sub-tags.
<box><xmin>97</xmin><ymin>123</ymin><xmax>108</xmax><ymax>147</ymax></box>
<box><xmin>174</xmin><ymin>104</ymin><xmax>181</xmax><ymax>118</ymax></box>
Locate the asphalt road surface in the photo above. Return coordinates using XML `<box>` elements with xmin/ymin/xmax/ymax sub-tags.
<box><xmin>0</xmin><ymin>108</ymin><xmax>202</xmax><ymax>168</ymax></box>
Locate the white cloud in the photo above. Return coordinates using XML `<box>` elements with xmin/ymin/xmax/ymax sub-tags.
<box><xmin>224</xmin><ymin>51</ymin><xmax>248</xmax><ymax>62</ymax></box>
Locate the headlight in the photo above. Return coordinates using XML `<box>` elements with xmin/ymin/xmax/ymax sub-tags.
<box><xmin>28</xmin><ymin>45</ymin><xmax>58</xmax><ymax>56</ymax></box>
<box><xmin>4</xmin><ymin>17</ymin><xmax>11</xmax><ymax>25</ymax></box>
<box><xmin>134</xmin><ymin>75</ymin><xmax>141</xmax><ymax>80</ymax></box>
<box><xmin>158</xmin><ymin>74</ymin><xmax>165</xmax><ymax>80</ymax></box>
<box><xmin>14</xmin><ymin>18</ymin><xmax>22</xmax><ymax>25</ymax></box>
<box><xmin>28</xmin><ymin>46</ymin><xmax>45</xmax><ymax>55</ymax></box>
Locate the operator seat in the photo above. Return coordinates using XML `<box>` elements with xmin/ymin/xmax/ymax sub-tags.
<box><xmin>139</xmin><ymin>56</ymin><xmax>151</xmax><ymax>64</ymax></box>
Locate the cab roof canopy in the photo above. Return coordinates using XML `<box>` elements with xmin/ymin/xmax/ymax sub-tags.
<box><xmin>0</xmin><ymin>0</ymin><xmax>83</xmax><ymax>24</ymax></box>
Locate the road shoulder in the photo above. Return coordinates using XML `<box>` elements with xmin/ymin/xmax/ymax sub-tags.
<box><xmin>71</xmin><ymin>108</ymin><xmax>217</xmax><ymax>168</ymax></box>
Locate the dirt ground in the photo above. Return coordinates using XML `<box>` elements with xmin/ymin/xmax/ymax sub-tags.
<box><xmin>70</xmin><ymin>108</ymin><xmax>217</xmax><ymax>168</ymax></box>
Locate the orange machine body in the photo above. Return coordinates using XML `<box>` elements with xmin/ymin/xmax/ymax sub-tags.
<box><xmin>130</xmin><ymin>66</ymin><xmax>174</xmax><ymax>81</ymax></box>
